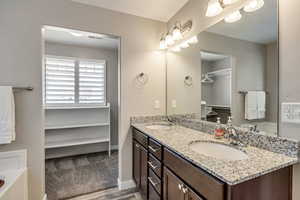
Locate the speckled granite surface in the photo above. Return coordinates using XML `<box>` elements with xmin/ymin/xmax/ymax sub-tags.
<box><xmin>132</xmin><ymin>123</ymin><xmax>298</xmax><ymax>185</ymax></box>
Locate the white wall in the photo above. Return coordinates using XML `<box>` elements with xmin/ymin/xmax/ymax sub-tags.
<box><xmin>0</xmin><ymin>1</ymin><xmax>166</xmax><ymax>199</ymax></box>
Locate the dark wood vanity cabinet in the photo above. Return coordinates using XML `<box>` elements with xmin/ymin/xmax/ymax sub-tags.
<box><xmin>132</xmin><ymin>127</ymin><xmax>293</xmax><ymax>200</ymax></box>
<box><xmin>133</xmin><ymin>139</ymin><xmax>148</xmax><ymax>199</ymax></box>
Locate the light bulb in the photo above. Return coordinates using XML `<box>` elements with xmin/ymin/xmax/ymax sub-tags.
<box><xmin>159</xmin><ymin>39</ymin><xmax>167</xmax><ymax>50</ymax></box>
<box><xmin>187</xmin><ymin>36</ymin><xmax>198</xmax><ymax>44</ymax></box>
<box><xmin>172</xmin><ymin>27</ymin><xmax>183</xmax><ymax>41</ymax></box>
<box><xmin>243</xmin><ymin>0</ymin><xmax>264</xmax><ymax>12</ymax></box>
<box><xmin>223</xmin><ymin>0</ymin><xmax>239</xmax><ymax>5</ymax></box>
<box><xmin>206</xmin><ymin>0</ymin><xmax>223</xmax><ymax>17</ymax></box>
<box><xmin>224</xmin><ymin>10</ymin><xmax>242</xmax><ymax>23</ymax></box>
<box><xmin>179</xmin><ymin>41</ymin><xmax>189</xmax><ymax>48</ymax></box>
<box><xmin>171</xmin><ymin>46</ymin><xmax>181</xmax><ymax>52</ymax></box>
<box><xmin>165</xmin><ymin>34</ymin><xmax>175</xmax><ymax>46</ymax></box>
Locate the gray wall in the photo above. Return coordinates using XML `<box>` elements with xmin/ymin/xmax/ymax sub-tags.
<box><xmin>279</xmin><ymin>1</ymin><xmax>300</xmax><ymax>199</ymax></box>
<box><xmin>45</xmin><ymin>42</ymin><xmax>119</xmax><ymax>146</ymax></box>
<box><xmin>0</xmin><ymin>1</ymin><xmax>166</xmax><ymax>200</ymax></box>
<box><xmin>265</xmin><ymin>42</ymin><xmax>278</xmax><ymax>122</ymax></box>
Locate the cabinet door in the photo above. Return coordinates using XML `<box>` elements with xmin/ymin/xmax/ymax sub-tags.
<box><xmin>186</xmin><ymin>189</ymin><xmax>204</xmax><ymax>200</ymax></box>
<box><xmin>164</xmin><ymin>167</ymin><xmax>185</xmax><ymax>200</ymax></box>
<box><xmin>133</xmin><ymin>140</ymin><xmax>141</xmax><ymax>188</ymax></box>
<box><xmin>140</xmin><ymin>146</ymin><xmax>148</xmax><ymax>199</ymax></box>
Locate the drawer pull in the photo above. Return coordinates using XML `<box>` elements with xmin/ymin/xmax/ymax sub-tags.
<box><xmin>178</xmin><ymin>183</ymin><xmax>183</xmax><ymax>190</ymax></box>
<box><xmin>148</xmin><ymin>161</ymin><xmax>158</xmax><ymax>169</ymax></box>
<box><xmin>182</xmin><ymin>186</ymin><xmax>188</xmax><ymax>194</ymax></box>
<box><xmin>148</xmin><ymin>177</ymin><xmax>159</xmax><ymax>186</ymax></box>
<box><xmin>149</xmin><ymin>145</ymin><xmax>159</xmax><ymax>152</ymax></box>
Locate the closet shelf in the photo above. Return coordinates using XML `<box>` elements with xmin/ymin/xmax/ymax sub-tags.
<box><xmin>44</xmin><ymin>105</ymin><xmax>110</xmax><ymax>110</ymax></box>
<box><xmin>45</xmin><ymin>123</ymin><xmax>110</xmax><ymax>130</ymax></box>
<box><xmin>45</xmin><ymin>138</ymin><xmax>110</xmax><ymax>149</ymax></box>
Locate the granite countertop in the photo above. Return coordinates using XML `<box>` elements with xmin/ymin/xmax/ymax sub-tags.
<box><xmin>132</xmin><ymin>123</ymin><xmax>298</xmax><ymax>185</ymax></box>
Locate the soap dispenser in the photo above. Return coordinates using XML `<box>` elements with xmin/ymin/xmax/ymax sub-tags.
<box><xmin>214</xmin><ymin>117</ymin><xmax>224</xmax><ymax>139</ymax></box>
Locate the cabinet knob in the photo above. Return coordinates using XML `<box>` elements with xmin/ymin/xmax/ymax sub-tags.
<box><xmin>135</xmin><ymin>144</ymin><xmax>140</xmax><ymax>148</ymax></box>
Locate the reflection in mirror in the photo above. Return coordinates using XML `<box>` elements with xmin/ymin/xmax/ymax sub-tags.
<box><xmin>167</xmin><ymin>0</ymin><xmax>278</xmax><ymax>136</ymax></box>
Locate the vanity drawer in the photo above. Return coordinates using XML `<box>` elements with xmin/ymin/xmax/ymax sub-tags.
<box><xmin>149</xmin><ymin>181</ymin><xmax>161</xmax><ymax>200</ymax></box>
<box><xmin>148</xmin><ymin>169</ymin><xmax>161</xmax><ymax>195</ymax></box>
<box><xmin>148</xmin><ymin>154</ymin><xmax>162</xmax><ymax>178</ymax></box>
<box><xmin>149</xmin><ymin>138</ymin><xmax>162</xmax><ymax>160</ymax></box>
<box><xmin>133</xmin><ymin>128</ymin><xmax>147</xmax><ymax>148</ymax></box>
<box><xmin>164</xmin><ymin>148</ymin><xmax>225</xmax><ymax>200</ymax></box>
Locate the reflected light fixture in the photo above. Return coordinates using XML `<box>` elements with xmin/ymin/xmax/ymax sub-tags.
<box><xmin>206</xmin><ymin>0</ymin><xmax>223</xmax><ymax>17</ymax></box>
<box><xmin>224</xmin><ymin>10</ymin><xmax>242</xmax><ymax>23</ymax></box>
<box><xmin>165</xmin><ymin>33</ymin><xmax>175</xmax><ymax>46</ymax></box>
<box><xmin>243</xmin><ymin>0</ymin><xmax>264</xmax><ymax>12</ymax></box>
<box><xmin>172</xmin><ymin>25</ymin><xmax>183</xmax><ymax>41</ymax></box>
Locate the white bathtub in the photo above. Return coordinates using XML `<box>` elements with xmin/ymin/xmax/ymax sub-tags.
<box><xmin>0</xmin><ymin>150</ymin><xmax>28</xmax><ymax>200</ymax></box>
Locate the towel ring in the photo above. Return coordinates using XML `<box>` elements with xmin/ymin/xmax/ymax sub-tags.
<box><xmin>184</xmin><ymin>75</ymin><xmax>193</xmax><ymax>86</ymax></box>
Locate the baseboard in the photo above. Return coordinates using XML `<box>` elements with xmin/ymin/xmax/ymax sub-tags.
<box><xmin>42</xmin><ymin>194</ymin><xmax>47</xmax><ymax>200</ymax></box>
<box><xmin>117</xmin><ymin>178</ymin><xmax>136</xmax><ymax>190</ymax></box>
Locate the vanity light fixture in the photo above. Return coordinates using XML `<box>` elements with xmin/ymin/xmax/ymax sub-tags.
<box><xmin>171</xmin><ymin>46</ymin><xmax>181</xmax><ymax>52</ymax></box>
<box><xmin>243</xmin><ymin>0</ymin><xmax>264</xmax><ymax>12</ymax></box>
<box><xmin>165</xmin><ymin>33</ymin><xmax>175</xmax><ymax>46</ymax></box>
<box><xmin>159</xmin><ymin>20</ymin><xmax>193</xmax><ymax>50</ymax></box>
<box><xmin>159</xmin><ymin>38</ymin><xmax>167</xmax><ymax>50</ymax></box>
<box><xmin>172</xmin><ymin>24</ymin><xmax>183</xmax><ymax>41</ymax></box>
<box><xmin>224</xmin><ymin>10</ymin><xmax>242</xmax><ymax>23</ymax></box>
<box><xmin>187</xmin><ymin>36</ymin><xmax>199</xmax><ymax>44</ymax></box>
<box><xmin>206</xmin><ymin>0</ymin><xmax>223</xmax><ymax>17</ymax></box>
<box><xmin>179</xmin><ymin>41</ymin><xmax>190</xmax><ymax>48</ymax></box>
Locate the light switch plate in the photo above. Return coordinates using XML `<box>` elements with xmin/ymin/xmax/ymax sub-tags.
<box><xmin>154</xmin><ymin>100</ymin><xmax>160</xmax><ymax>109</ymax></box>
<box><xmin>281</xmin><ymin>102</ymin><xmax>300</xmax><ymax>123</ymax></box>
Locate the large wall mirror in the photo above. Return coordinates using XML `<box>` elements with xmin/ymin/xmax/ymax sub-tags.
<box><xmin>166</xmin><ymin>0</ymin><xmax>278</xmax><ymax>136</ymax></box>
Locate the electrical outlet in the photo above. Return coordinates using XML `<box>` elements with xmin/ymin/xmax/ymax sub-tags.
<box><xmin>281</xmin><ymin>102</ymin><xmax>300</xmax><ymax>123</ymax></box>
<box><xmin>172</xmin><ymin>100</ymin><xmax>177</xmax><ymax>108</ymax></box>
<box><xmin>154</xmin><ymin>100</ymin><xmax>160</xmax><ymax>109</ymax></box>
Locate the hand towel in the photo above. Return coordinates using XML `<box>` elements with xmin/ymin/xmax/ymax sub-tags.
<box><xmin>245</xmin><ymin>91</ymin><xmax>266</xmax><ymax>120</ymax></box>
<box><xmin>0</xmin><ymin>86</ymin><xmax>15</xmax><ymax>144</ymax></box>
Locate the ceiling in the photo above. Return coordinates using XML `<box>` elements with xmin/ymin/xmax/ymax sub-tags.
<box><xmin>71</xmin><ymin>0</ymin><xmax>189</xmax><ymax>22</ymax></box>
<box><xmin>206</xmin><ymin>0</ymin><xmax>277</xmax><ymax>44</ymax></box>
<box><xmin>201</xmin><ymin>51</ymin><xmax>228</xmax><ymax>61</ymax></box>
<box><xmin>44</xmin><ymin>26</ymin><xmax>119</xmax><ymax>49</ymax></box>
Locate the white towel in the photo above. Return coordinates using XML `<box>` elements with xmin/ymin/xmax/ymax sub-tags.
<box><xmin>0</xmin><ymin>86</ymin><xmax>15</xmax><ymax>144</ymax></box>
<box><xmin>245</xmin><ymin>91</ymin><xmax>266</xmax><ymax>120</ymax></box>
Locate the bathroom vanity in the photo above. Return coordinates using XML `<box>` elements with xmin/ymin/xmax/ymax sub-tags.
<box><xmin>132</xmin><ymin>123</ymin><xmax>298</xmax><ymax>200</ymax></box>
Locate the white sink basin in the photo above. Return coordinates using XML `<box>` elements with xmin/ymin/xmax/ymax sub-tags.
<box><xmin>145</xmin><ymin>124</ymin><xmax>172</xmax><ymax>130</ymax></box>
<box><xmin>189</xmin><ymin>141</ymin><xmax>248</xmax><ymax>161</ymax></box>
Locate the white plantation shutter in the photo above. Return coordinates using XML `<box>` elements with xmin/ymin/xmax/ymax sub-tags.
<box><xmin>79</xmin><ymin>60</ymin><xmax>106</xmax><ymax>105</ymax></box>
<box><xmin>45</xmin><ymin>57</ymin><xmax>75</xmax><ymax>104</ymax></box>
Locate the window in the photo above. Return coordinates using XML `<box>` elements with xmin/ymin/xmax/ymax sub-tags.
<box><xmin>45</xmin><ymin>56</ymin><xmax>106</xmax><ymax>106</ymax></box>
